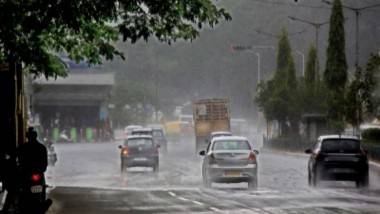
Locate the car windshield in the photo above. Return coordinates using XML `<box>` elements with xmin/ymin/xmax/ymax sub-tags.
<box><xmin>152</xmin><ymin>130</ymin><xmax>163</xmax><ymax>137</ymax></box>
<box><xmin>321</xmin><ymin>139</ymin><xmax>361</xmax><ymax>153</ymax></box>
<box><xmin>125</xmin><ymin>138</ymin><xmax>153</xmax><ymax>148</ymax></box>
<box><xmin>132</xmin><ymin>131</ymin><xmax>152</xmax><ymax>135</ymax></box>
<box><xmin>212</xmin><ymin>140</ymin><xmax>251</xmax><ymax>151</ymax></box>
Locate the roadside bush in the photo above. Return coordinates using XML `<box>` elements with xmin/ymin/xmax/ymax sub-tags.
<box><xmin>362</xmin><ymin>128</ymin><xmax>380</xmax><ymax>143</ymax></box>
<box><xmin>265</xmin><ymin>136</ymin><xmax>313</xmax><ymax>152</ymax></box>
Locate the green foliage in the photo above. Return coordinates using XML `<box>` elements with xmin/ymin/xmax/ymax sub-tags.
<box><xmin>362</xmin><ymin>128</ymin><xmax>380</xmax><ymax>143</ymax></box>
<box><xmin>0</xmin><ymin>0</ymin><xmax>230</xmax><ymax>78</ymax></box>
<box><xmin>305</xmin><ymin>46</ymin><xmax>318</xmax><ymax>87</ymax></box>
<box><xmin>109</xmin><ymin>73</ymin><xmax>156</xmax><ymax>126</ymax></box>
<box><xmin>256</xmin><ymin>28</ymin><xmax>300</xmax><ymax>135</ymax></box>
<box><xmin>346</xmin><ymin>54</ymin><xmax>380</xmax><ymax>127</ymax></box>
<box><xmin>300</xmin><ymin>45</ymin><xmax>327</xmax><ymax>115</ymax></box>
<box><xmin>324</xmin><ymin>0</ymin><xmax>347</xmax><ymax>129</ymax></box>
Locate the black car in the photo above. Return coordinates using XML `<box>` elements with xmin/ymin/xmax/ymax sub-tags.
<box><xmin>119</xmin><ymin>135</ymin><xmax>159</xmax><ymax>172</ymax></box>
<box><xmin>305</xmin><ymin>135</ymin><xmax>369</xmax><ymax>188</ymax></box>
<box><xmin>200</xmin><ymin>136</ymin><xmax>259</xmax><ymax>189</ymax></box>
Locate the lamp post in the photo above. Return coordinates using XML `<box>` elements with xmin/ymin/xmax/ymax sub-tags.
<box><xmin>288</xmin><ymin>16</ymin><xmax>329</xmax><ymax>74</ymax></box>
<box><xmin>254</xmin><ymin>52</ymin><xmax>261</xmax><ymax>84</ymax></box>
<box><xmin>231</xmin><ymin>45</ymin><xmax>275</xmax><ymax>84</ymax></box>
<box><xmin>322</xmin><ymin>0</ymin><xmax>380</xmax><ymax>68</ymax></box>
<box><xmin>295</xmin><ymin>50</ymin><xmax>305</xmax><ymax>76</ymax></box>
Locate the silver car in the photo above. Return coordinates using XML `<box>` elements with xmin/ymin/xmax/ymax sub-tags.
<box><xmin>199</xmin><ymin>136</ymin><xmax>259</xmax><ymax>189</ymax></box>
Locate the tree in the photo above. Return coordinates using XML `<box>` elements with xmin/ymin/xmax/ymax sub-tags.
<box><xmin>300</xmin><ymin>45</ymin><xmax>327</xmax><ymax>114</ymax></box>
<box><xmin>256</xmin><ymin>28</ymin><xmax>300</xmax><ymax>135</ymax></box>
<box><xmin>324</xmin><ymin>0</ymin><xmax>347</xmax><ymax>130</ymax></box>
<box><xmin>346</xmin><ymin>54</ymin><xmax>380</xmax><ymax>129</ymax></box>
<box><xmin>0</xmin><ymin>1</ymin><xmax>231</xmax><ymax>77</ymax></box>
<box><xmin>305</xmin><ymin>45</ymin><xmax>318</xmax><ymax>89</ymax></box>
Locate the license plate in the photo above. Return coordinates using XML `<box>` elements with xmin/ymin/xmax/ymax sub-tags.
<box><xmin>134</xmin><ymin>157</ymin><xmax>147</xmax><ymax>161</ymax></box>
<box><xmin>31</xmin><ymin>185</ymin><xmax>43</xmax><ymax>193</ymax></box>
<box><xmin>225</xmin><ymin>171</ymin><xmax>241</xmax><ymax>177</ymax></box>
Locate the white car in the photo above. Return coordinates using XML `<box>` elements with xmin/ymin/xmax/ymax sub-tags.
<box><xmin>199</xmin><ymin>136</ymin><xmax>259</xmax><ymax>189</ymax></box>
<box><xmin>124</xmin><ymin>125</ymin><xmax>143</xmax><ymax>138</ymax></box>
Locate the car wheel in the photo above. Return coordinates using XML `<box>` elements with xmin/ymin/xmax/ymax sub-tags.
<box><xmin>308</xmin><ymin>171</ymin><xmax>313</xmax><ymax>187</ymax></box>
<box><xmin>121</xmin><ymin>162</ymin><xmax>126</xmax><ymax>173</ymax></box>
<box><xmin>248</xmin><ymin>178</ymin><xmax>258</xmax><ymax>190</ymax></box>
<box><xmin>312</xmin><ymin>170</ymin><xmax>319</xmax><ymax>187</ymax></box>
<box><xmin>153</xmin><ymin>163</ymin><xmax>159</xmax><ymax>173</ymax></box>
<box><xmin>202</xmin><ymin>170</ymin><xmax>212</xmax><ymax>188</ymax></box>
<box><xmin>356</xmin><ymin>173</ymin><xmax>369</xmax><ymax>188</ymax></box>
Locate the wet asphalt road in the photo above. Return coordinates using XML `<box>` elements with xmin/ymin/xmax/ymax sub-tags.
<box><xmin>45</xmin><ymin>139</ymin><xmax>380</xmax><ymax>214</ymax></box>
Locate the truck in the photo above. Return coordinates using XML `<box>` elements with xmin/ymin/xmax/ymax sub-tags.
<box><xmin>192</xmin><ymin>98</ymin><xmax>230</xmax><ymax>152</ymax></box>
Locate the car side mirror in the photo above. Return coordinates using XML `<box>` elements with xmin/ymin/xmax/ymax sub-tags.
<box><xmin>253</xmin><ymin>150</ymin><xmax>259</xmax><ymax>155</ymax></box>
<box><xmin>199</xmin><ymin>151</ymin><xmax>206</xmax><ymax>156</ymax></box>
<box><xmin>305</xmin><ymin>149</ymin><xmax>312</xmax><ymax>154</ymax></box>
<box><xmin>118</xmin><ymin>145</ymin><xmax>123</xmax><ymax>149</ymax></box>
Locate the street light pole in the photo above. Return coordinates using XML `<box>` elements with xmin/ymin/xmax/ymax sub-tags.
<box><xmin>231</xmin><ymin>45</ymin><xmax>275</xmax><ymax>83</ymax></box>
<box><xmin>254</xmin><ymin>53</ymin><xmax>261</xmax><ymax>84</ymax></box>
<box><xmin>288</xmin><ymin>16</ymin><xmax>329</xmax><ymax>75</ymax></box>
<box><xmin>295</xmin><ymin>50</ymin><xmax>305</xmax><ymax>76</ymax></box>
<box><xmin>322</xmin><ymin>0</ymin><xmax>380</xmax><ymax>68</ymax></box>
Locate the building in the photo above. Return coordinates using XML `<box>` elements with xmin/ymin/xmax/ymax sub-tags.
<box><xmin>31</xmin><ymin>71</ymin><xmax>114</xmax><ymax>142</ymax></box>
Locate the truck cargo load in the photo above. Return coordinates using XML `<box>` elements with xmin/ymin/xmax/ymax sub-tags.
<box><xmin>192</xmin><ymin>98</ymin><xmax>230</xmax><ymax>152</ymax></box>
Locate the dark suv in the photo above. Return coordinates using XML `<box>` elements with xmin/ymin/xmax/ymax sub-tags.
<box><xmin>119</xmin><ymin>135</ymin><xmax>159</xmax><ymax>172</ymax></box>
<box><xmin>305</xmin><ymin>135</ymin><xmax>369</xmax><ymax>188</ymax></box>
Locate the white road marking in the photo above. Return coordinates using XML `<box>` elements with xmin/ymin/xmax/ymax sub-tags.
<box><xmin>209</xmin><ymin>207</ymin><xmax>222</xmax><ymax>212</ymax></box>
<box><xmin>168</xmin><ymin>191</ymin><xmax>177</xmax><ymax>197</ymax></box>
<box><xmin>178</xmin><ymin>196</ymin><xmax>190</xmax><ymax>201</ymax></box>
<box><xmin>192</xmin><ymin>200</ymin><xmax>205</xmax><ymax>206</ymax></box>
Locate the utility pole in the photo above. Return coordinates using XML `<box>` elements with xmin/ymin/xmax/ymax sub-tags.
<box><xmin>295</xmin><ymin>50</ymin><xmax>305</xmax><ymax>76</ymax></box>
<box><xmin>322</xmin><ymin>0</ymin><xmax>380</xmax><ymax>68</ymax></box>
<box><xmin>231</xmin><ymin>45</ymin><xmax>275</xmax><ymax>84</ymax></box>
<box><xmin>254</xmin><ymin>53</ymin><xmax>261</xmax><ymax>84</ymax></box>
<box><xmin>288</xmin><ymin>16</ymin><xmax>329</xmax><ymax>75</ymax></box>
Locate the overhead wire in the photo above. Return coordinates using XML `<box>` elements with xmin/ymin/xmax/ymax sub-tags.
<box><xmin>249</xmin><ymin>0</ymin><xmax>331</xmax><ymax>10</ymax></box>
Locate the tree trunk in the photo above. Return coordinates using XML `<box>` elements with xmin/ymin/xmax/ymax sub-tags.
<box><xmin>0</xmin><ymin>60</ymin><xmax>26</xmax><ymax>173</ymax></box>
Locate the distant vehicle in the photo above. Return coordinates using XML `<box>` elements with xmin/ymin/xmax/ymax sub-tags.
<box><xmin>131</xmin><ymin>128</ymin><xmax>153</xmax><ymax>136</ymax></box>
<box><xmin>210</xmin><ymin>131</ymin><xmax>232</xmax><ymax>140</ymax></box>
<box><xmin>199</xmin><ymin>136</ymin><xmax>259</xmax><ymax>189</ymax></box>
<box><xmin>119</xmin><ymin>135</ymin><xmax>159</xmax><ymax>172</ymax></box>
<box><xmin>305</xmin><ymin>135</ymin><xmax>369</xmax><ymax>188</ymax></box>
<box><xmin>193</xmin><ymin>98</ymin><xmax>230</xmax><ymax>152</ymax></box>
<box><xmin>124</xmin><ymin>125</ymin><xmax>143</xmax><ymax>138</ymax></box>
<box><xmin>151</xmin><ymin>127</ymin><xmax>168</xmax><ymax>153</ymax></box>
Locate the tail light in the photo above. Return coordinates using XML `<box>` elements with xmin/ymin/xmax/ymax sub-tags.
<box><xmin>248</xmin><ymin>152</ymin><xmax>257</xmax><ymax>164</ymax></box>
<box><xmin>122</xmin><ymin>148</ymin><xmax>129</xmax><ymax>156</ymax></box>
<box><xmin>31</xmin><ymin>173</ymin><xmax>42</xmax><ymax>182</ymax></box>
